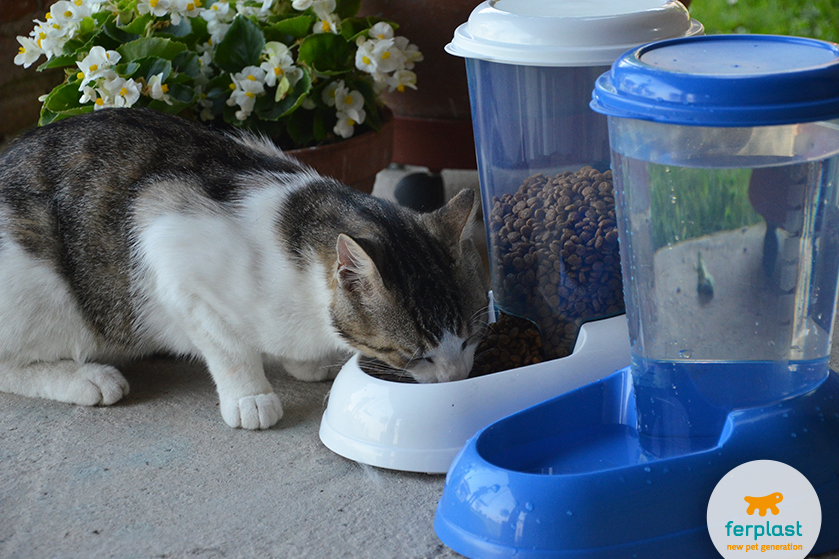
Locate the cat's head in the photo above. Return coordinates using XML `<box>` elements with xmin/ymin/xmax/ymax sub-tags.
<box><xmin>329</xmin><ymin>189</ymin><xmax>488</xmax><ymax>383</ymax></box>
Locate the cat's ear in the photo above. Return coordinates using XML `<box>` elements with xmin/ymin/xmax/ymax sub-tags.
<box><xmin>335</xmin><ymin>234</ymin><xmax>382</xmax><ymax>293</ymax></box>
<box><xmin>431</xmin><ymin>188</ymin><xmax>478</xmax><ymax>247</ymax></box>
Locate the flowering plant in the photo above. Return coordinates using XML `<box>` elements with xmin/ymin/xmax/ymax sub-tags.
<box><xmin>14</xmin><ymin>0</ymin><xmax>422</xmax><ymax>147</ymax></box>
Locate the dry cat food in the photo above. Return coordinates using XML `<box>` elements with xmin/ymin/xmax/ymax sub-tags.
<box><xmin>488</xmin><ymin>166</ymin><xmax>625</xmax><ymax>360</ymax></box>
<box><xmin>471</xmin><ymin>312</ymin><xmax>544</xmax><ymax>377</ymax></box>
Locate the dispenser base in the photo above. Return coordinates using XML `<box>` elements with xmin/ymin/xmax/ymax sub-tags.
<box><xmin>434</xmin><ymin>368</ymin><xmax>839</xmax><ymax>558</ymax></box>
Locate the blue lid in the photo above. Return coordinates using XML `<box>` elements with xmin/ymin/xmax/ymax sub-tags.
<box><xmin>591</xmin><ymin>34</ymin><xmax>839</xmax><ymax>126</ymax></box>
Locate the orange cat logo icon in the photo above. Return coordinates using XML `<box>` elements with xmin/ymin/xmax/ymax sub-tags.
<box><xmin>744</xmin><ymin>492</ymin><xmax>783</xmax><ymax>516</ymax></box>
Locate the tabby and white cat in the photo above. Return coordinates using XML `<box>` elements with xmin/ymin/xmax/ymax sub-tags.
<box><xmin>0</xmin><ymin>108</ymin><xmax>488</xmax><ymax>429</ymax></box>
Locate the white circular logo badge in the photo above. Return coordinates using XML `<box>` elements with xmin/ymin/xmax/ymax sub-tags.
<box><xmin>707</xmin><ymin>460</ymin><xmax>821</xmax><ymax>558</ymax></box>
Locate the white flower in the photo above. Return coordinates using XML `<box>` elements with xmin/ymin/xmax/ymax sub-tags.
<box><xmin>67</xmin><ymin>0</ymin><xmax>103</xmax><ymax>19</ymax></box>
<box><xmin>14</xmin><ymin>36</ymin><xmax>43</xmax><ymax>68</ymax></box>
<box><xmin>146</xmin><ymin>73</ymin><xmax>173</xmax><ymax>105</ymax></box>
<box><xmin>371</xmin><ymin>38</ymin><xmax>404</xmax><ymax>73</ymax></box>
<box><xmin>312</xmin><ymin>0</ymin><xmax>336</xmax><ymax>19</ymax></box>
<box><xmin>368</xmin><ymin>22</ymin><xmax>394</xmax><ymax>40</ymax></box>
<box><xmin>137</xmin><ymin>0</ymin><xmax>171</xmax><ymax>19</ymax></box>
<box><xmin>291</xmin><ymin>0</ymin><xmax>312</xmax><ymax>10</ymax></box>
<box><xmin>104</xmin><ymin>76</ymin><xmax>142</xmax><ymax>108</ymax></box>
<box><xmin>81</xmin><ymin>85</ymin><xmax>111</xmax><ymax>109</ymax></box>
<box><xmin>313</xmin><ymin>13</ymin><xmax>339</xmax><ymax>34</ymax></box>
<box><xmin>354</xmin><ymin>38</ymin><xmax>376</xmax><ymax>73</ymax></box>
<box><xmin>335</xmin><ymin>88</ymin><xmax>366</xmax><ymax>124</ymax></box>
<box><xmin>76</xmin><ymin>46</ymin><xmax>120</xmax><ymax>90</ymax></box>
<box><xmin>394</xmin><ymin>36</ymin><xmax>423</xmax><ymax>69</ymax></box>
<box><xmin>328</xmin><ymin>81</ymin><xmax>365</xmax><ymax>139</ymax></box>
<box><xmin>386</xmin><ymin>69</ymin><xmax>417</xmax><ymax>92</ymax></box>
<box><xmin>334</xmin><ymin>108</ymin><xmax>364</xmax><ymax>139</ymax></box>
<box><xmin>227</xmin><ymin>66</ymin><xmax>266</xmax><ymax>121</ymax></box>
<box><xmin>46</xmin><ymin>2</ymin><xmax>79</xmax><ymax>36</ymax></box>
<box><xmin>321</xmin><ymin>80</ymin><xmax>347</xmax><ymax>107</ymax></box>
<box><xmin>260</xmin><ymin>42</ymin><xmax>302</xmax><ymax>92</ymax></box>
<box><xmin>202</xmin><ymin>0</ymin><xmax>233</xmax><ymax>34</ymax></box>
<box><xmin>171</xmin><ymin>0</ymin><xmax>204</xmax><ymax>23</ymax></box>
<box><xmin>260</xmin><ymin>0</ymin><xmax>275</xmax><ymax>12</ymax></box>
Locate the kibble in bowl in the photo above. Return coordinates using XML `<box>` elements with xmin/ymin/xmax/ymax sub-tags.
<box><xmin>487</xmin><ymin>166</ymin><xmax>625</xmax><ymax>360</ymax></box>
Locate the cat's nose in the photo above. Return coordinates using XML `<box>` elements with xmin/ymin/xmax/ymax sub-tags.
<box><xmin>436</xmin><ymin>361</ymin><xmax>470</xmax><ymax>383</ymax></box>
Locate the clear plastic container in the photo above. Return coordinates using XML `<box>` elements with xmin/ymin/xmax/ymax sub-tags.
<box><xmin>591</xmin><ymin>35</ymin><xmax>839</xmax><ymax>455</ymax></box>
<box><xmin>447</xmin><ymin>0</ymin><xmax>702</xmax><ymax>360</ymax></box>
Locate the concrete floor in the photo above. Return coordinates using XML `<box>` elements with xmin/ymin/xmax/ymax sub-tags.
<box><xmin>1</xmin><ymin>167</ymin><xmax>838</xmax><ymax>559</ymax></box>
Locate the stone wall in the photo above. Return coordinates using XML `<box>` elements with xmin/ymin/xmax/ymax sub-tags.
<box><xmin>0</xmin><ymin>1</ymin><xmax>64</xmax><ymax>144</ymax></box>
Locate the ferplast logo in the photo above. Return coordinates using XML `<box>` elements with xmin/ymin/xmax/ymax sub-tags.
<box><xmin>707</xmin><ymin>461</ymin><xmax>821</xmax><ymax>558</ymax></box>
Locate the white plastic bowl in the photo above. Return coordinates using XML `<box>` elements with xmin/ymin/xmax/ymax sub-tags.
<box><xmin>319</xmin><ymin>314</ymin><xmax>630</xmax><ymax>473</ymax></box>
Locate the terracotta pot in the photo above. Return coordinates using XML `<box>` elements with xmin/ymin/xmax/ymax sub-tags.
<box><xmin>359</xmin><ymin>0</ymin><xmax>477</xmax><ymax>172</ymax></box>
<box><xmin>286</xmin><ymin>109</ymin><xmax>394</xmax><ymax>194</ymax></box>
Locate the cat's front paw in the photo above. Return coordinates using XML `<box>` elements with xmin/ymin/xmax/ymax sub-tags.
<box><xmin>73</xmin><ymin>364</ymin><xmax>130</xmax><ymax>406</ymax></box>
<box><xmin>220</xmin><ymin>392</ymin><xmax>283</xmax><ymax>429</ymax></box>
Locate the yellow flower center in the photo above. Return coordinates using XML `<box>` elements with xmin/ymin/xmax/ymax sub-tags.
<box><xmin>246</xmin><ymin>75</ymin><xmax>256</xmax><ymax>81</ymax></box>
<box><xmin>376</xmin><ymin>34</ymin><xmax>385</xmax><ymax>39</ymax></box>
<box><xmin>187</xmin><ymin>3</ymin><xmax>195</xmax><ymax>11</ymax></box>
<box><xmin>344</xmin><ymin>95</ymin><xmax>353</xmax><ymax>105</ymax></box>
<box><xmin>64</xmin><ymin>10</ymin><xmax>73</xmax><ymax>18</ymax></box>
<box><xmin>89</xmin><ymin>64</ymin><xmax>98</xmax><ymax>72</ymax></box>
<box><xmin>381</xmin><ymin>51</ymin><xmax>391</xmax><ymax>60</ymax></box>
<box><xmin>39</xmin><ymin>32</ymin><xmax>47</xmax><ymax>40</ymax></box>
<box><xmin>361</xmin><ymin>56</ymin><xmax>370</xmax><ymax>65</ymax></box>
<box><xmin>95</xmin><ymin>98</ymin><xmax>104</xmax><ymax>105</ymax></box>
<box><xmin>274</xmin><ymin>67</ymin><xmax>283</xmax><ymax>76</ymax></box>
<box><xmin>150</xmin><ymin>0</ymin><xmax>159</xmax><ymax>7</ymax></box>
<box><xmin>348</xmin><ymin>119</ymin><xmax>356</xmax><ymax>126</ymax></box>
<box><xmin>46</xmin><ymin>13</ymin><xmax>52</xmax><ymax>20</ymax></box>
<box><xmin>161</xmin><ymin>84</ymin><xmax>169</xmax><ymax>93</ymax></box>
<box><xmin>245</xmin><ymin>91</ymin><xmax>255</xmax><ymax>98</ymax></box>
<box><xmin>321</xmin><ymin>20</ymin><xmax>329</xmax><ymax>32</ymax></box>
<box><xmin>119</xmin><ymin>87</ymin><xmax>128</xmax><ymax>97</ymax></box>
<box><xmin>77</xmin><ymin>71</ymin><xmax>84</xmax><ymax>79</ymax></box>
<box><xmin>229</xmin><ymin>83</ymin><xmax>236</xmax><ymax>90</ymax></box>
<box><xmin>19</xmin><ymin>46</ymin><xmax>26</xmax><ymax>54</ymax></box>
<box><xmin>397</xmin><ymin>84</ymin><xmax>405</xmax><ymax>92</ymax></box>
<box><xmin>75</xmin><ymin>0</ymin><xmax>83</xmax><ymax>5</ymax></box>
<box><xmin>52</xmin><ymin>24</ymin><xmax>60</xmax><ymax>29</ymax></box>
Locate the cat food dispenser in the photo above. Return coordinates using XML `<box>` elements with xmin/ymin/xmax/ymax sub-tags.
<box><xmin>434</xmin><ymin>34</ymin><xmax>839</xmax><ymax>557</ymax></box>
<box><xmin>445</xmin><ymin>0</ymin><xmax>703</xmax><ymax>361</ymax></box>
<box><xmin>318</xmin><ymin>0</ymin><xmax>702</xmax><ymax>475</ymax></box>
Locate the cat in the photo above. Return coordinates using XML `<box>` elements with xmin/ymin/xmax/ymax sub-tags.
<box><xmin>0</xmin><ymin>108</ymin><xmax>488</xmax><ymax>429</ymax></box>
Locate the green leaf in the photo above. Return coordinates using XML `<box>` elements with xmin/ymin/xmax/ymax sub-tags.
<box><xmin>120</xmin><ymin>56</ymin><xmax>172</xmax><ymax>82</ymax></box>
<box><xmin>37</xmin><ymin>54</ymin><xmax>78</xmax><ymax>71</ymax></box>
<box><xmin>43</xmin><ymin>81</ymin><xmax>85</xmax><ymax>113</ymax></box>
<box><xmin>172</xmin><ymin>50</ymin><xmax>202</xmax><ymax>79</ymax></box>
<box><xmin>120</xmin><ymin>13</ymin><xmax>154</xmax><ymax>35</ymax></box>
<box><xmin>154</xmin><ymin>16</ymin><xmax>192</xmax><ymax>38</ymax></box>
<box><xmin>286</xmin><ymin>107</ymin><xmax>315</xmax><ymax>146</ymax></box>
<box><xmin>167</xmin><ymin>82</ymin><xmax>196</xmax><ymax>104</ymax></box>
<box><xmin>268</xmin><ymin>15</ymin><xmax>315</xmax><ymax>38</ymax></box>
<box><xmin>115</xmin><ymin>60</ymin><xmax>142</xmax><ymax>77</ymax></box>
<box><xmin>104</xmin><ymin>18</ymin><xmax>141</xmax><ymax>44</ymax></box>
<box><xmin>297</xmin><ymin>34</ymin><xmax>353</xmax><ymax>75</ymax></box>
<box><xmin>340</xmin><ymin>16</ymin><xmax>396</xmax><ymax>42</ymax></box>
<box><xmin>214</xmin><ymin>16</ymin><xmax>265</xmax><ymax>73</ymax></box>
<box><xmin>117</xmin><ymin>37</ymin><xmax>188</xmax><ymax>62</ymax></box>
<box><xmin>334</xmin><ymin>0</ymin><xmax>362</xmax><ymax>20</ymax></box>
<box><xmin>39</xmin><ymin>80</ymin><xmax>94</xmax><ymax>125</ymax></box>
<box><xmin>255</xmin><ymin>71</ymin><xmax>313</xmax><ymax>120</ymax></box>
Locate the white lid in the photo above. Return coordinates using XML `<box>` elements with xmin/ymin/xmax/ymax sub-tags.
<box><xmin>446</xmin><ymin>0</ymin><xmax>704</xmax><ymax>67</ymax></box>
